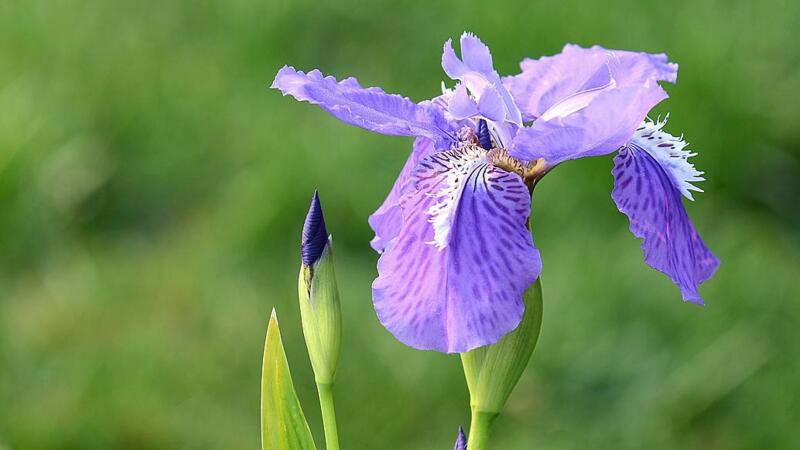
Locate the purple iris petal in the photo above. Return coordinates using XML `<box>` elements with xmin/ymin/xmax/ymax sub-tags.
<box><xmin>454</xmin><ymin>427</ymin><xmax>467</xmax><ymax>450</ymax></box>
<box><xmin>476</xmin><ymin>86</ymin><xmax>506</xmax><ymax>122</ymax></box>
<box><xmin>512</xmin><ymin>84</ymin><xmax>668</xmax><ymax>164</ymax></box>
<box><xmin>442</xmin><ymin>33</ymin><xmax>523</xmax><ymax>127</ymax></box>
<box><xmin>611</xmin><ymin>123</ymin><xmax>719</xmax><ymax>303</ymax></box>
<box><xmin>373</xmin><ymin>146</ymin><xmax>541</xmax><ymax>353</ymax></box>
<box><xmin>301</xmin><ymin>190</ymin><xmax>328</xmax><ymax>266</ymax></box>
<box><xmin>505</xmin><ymin>45</ymin><xmax>612</xmax><ymax>121</ymax></box>
<box><xmin>272</xmin><ymin>66</ymin><xmax>453</xmax><ymax>145</ymax></box>
<box><xmin>606</xmin><ymin>47</ymin><xmax>677</xmax><ymax>85</ymax></box>
<box><xmin>368</xmin><ymin>137</ymin><xmax>438</xmax><ymax>252</ymax></box>
<box><xmin>505</xmin><ymin>44</ymin><xmax>677</xmax><ymax>120</ymax></box>
<box><xmin>448</xmin><ymin>84</ymin><xmax>480</xmax><ymax>120</ymax></box>
<box><xmin>442</xmin><ymin>34</ymin><xmax>494</xmax><ymax>89</ymax></box>
<box><xmin>505</xmin><ymin>44</ymin><xmax>677</xmax><ymax>165</ymax></box>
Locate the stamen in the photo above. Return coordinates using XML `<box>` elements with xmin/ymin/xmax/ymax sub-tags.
<box><xmin>487</xmin><ymin>148</ymin><xmax>524</xmax><ymax>177</ymax></box>
<box><xmin>456</xmin><ymin>127</ymin><xmax>480</xmax><ymax>147</ymax></box>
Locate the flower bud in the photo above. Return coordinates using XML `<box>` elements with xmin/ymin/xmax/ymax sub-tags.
<box><xmin>460</xmin><ymin>279</ymin><xmax>543</xmax><ymax>415</ymax></box>
<box><xmin>298</xmin><ymin>191</ymin><xmax>342</xmax><ymax>385</ymax></box>
<box><xmin>453</xmin><ymin>427</ymin><xmax>467</xmax><ymax>450</ymax></box>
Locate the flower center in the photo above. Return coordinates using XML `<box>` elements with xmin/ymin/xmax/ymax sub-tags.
<box><xmin>456</xmin><ymin>124</ymin><xmax>549</xmax><ymax>190</ymax></box>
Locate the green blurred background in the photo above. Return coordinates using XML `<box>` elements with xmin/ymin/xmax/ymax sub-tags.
<box><xmin>1</xmin><ymin>0</ymin><xmax>799</xmax><ymax>448</ymax></box>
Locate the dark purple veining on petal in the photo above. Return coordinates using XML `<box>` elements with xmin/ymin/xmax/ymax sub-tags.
<box><xmin>301</xmin><ymin>190</ymin><xmax>329</xmax><ymax>266</ymax></box>
<box><xmin>611</xmin><ymin>147</ymin><xmax>718</xmax><ymax>303</ymax></box>
<box><xmin>454</xmin><ymin>427</ymin><xmax>467</xmax><ymax>450</ymax></box>
<box><xmin>477</xmin><ymin>119</ymin><xmax>492</xmax><ymax>150</ymax></box>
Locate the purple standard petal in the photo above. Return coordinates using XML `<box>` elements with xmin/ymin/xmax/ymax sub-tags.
<box><xmin>301</xmin><ymin>190</ymin><xmax>329</xmax><ymax>266</ymax></box>
<box><xmin>448</xmin><ymin>84</ymin><xmax>480</xmax><ymax>120</ymax></box>
<box><xmin>368</xmin><ymin>137</ymin><xmax>438</xmax><ymax>252</ymax></box>
<box><xmin>373</xmin><ymin>146</ymin><xmax>542</xmax><ymax>353</ymax></box>
<box><xmin>511</xmin><ymin>84</ymin><xmax>668</xmax><ymax>164</ymax></box>
<box><xmin>476</xmin><ymin>86</ymin><xmax>506</xmax><ymax>122</ymax></box>
<box><xmin>454</xmin><ymin>427</ymin><xmax>467</xmax><ymax>450</ymax></box>
<box><xmin>611</xmin><ymin>119</ymin><xmax>719</xmax><ymax>303</ymax></box>
<box><xmin>442</xmin><ymin>34</ymin><xmax>494</xmax><ymax>88</ymax></box>
<box><xmin>504</xmin><ymin>44</ymin><xmax>677</xmax><ymax>121</ymax></box>
<box><xmin>272</xmin><ymin>66</ymin><xmax>453</xmax><ymax>144</ymax></box>
<box><xmin>442</xmin><ymin>33</ymin><xmax>523</xmax><ymax>127</ymax></box>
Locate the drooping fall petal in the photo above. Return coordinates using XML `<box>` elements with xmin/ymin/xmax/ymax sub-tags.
<box><xmin>611</xmin><ymin>120</ymin><xmax>719</xmax><ymax>303</ymax></box>
<box><xmin>373</xmin><ymin>146</ymin><xmax>541</xmax><ymax>353</ymax></box>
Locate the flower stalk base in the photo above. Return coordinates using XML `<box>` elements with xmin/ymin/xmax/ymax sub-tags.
<box><xmin>467</xmin><ymin>410</ymin><xmax>498</xmax><ymax>450</ymax></box>
<box><xmin>317</xmin><ymin>382</ymin><xmax>340</xmax><ymax>450</ymax></box>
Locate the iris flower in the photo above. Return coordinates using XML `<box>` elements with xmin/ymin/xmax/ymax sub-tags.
<box><xmin>272</xmin><ymin>33</ymin><xmax>719</xmax><ymax>353</ymax></box>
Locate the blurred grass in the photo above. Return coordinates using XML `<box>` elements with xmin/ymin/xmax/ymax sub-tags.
<box><xmin>1</xmin><ymin>0</ymin><xmax>799</xmax><ymax>449</ymax></box>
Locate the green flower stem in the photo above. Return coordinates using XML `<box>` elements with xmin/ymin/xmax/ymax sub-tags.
<box><xmin>467</xmin><ymin>410</ymin><xmax>498</xmax><ymax>450</ymax></box>
<box><xmin>316</xmin><ymin>382</ymin><xmax>340</xmax><ymax>450</ymax></box>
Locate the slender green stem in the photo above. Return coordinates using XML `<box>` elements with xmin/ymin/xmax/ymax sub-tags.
<box><xmin>467</xmin><ymin>409</ymin><xmax>498</xmax><ymax>450</ymax></box>
<box><xmin>316</xmin><ymin>383</ymin><xmax>340</xmax><ymax>450</ymax></box>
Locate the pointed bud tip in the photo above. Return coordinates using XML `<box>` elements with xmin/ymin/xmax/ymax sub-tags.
<box><xmin>301</xmin><ymin>190</ymin><xmax>329</xmax><ymax>266</ymax></box>
<box><xmin>454</xmin><ymin>426</ymin><xmax>467</xmax><ymax>450</ymax></box>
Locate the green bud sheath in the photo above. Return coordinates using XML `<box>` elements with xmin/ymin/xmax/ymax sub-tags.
<box><xmin>461</xmin><ymin>278</ymin><xmax>543</xmax><ymax>415</ymax></box>
<box><xmin>298</xmin><ymin>241</ymin><xmax>342</xmax><ymax>385</ymax></box>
